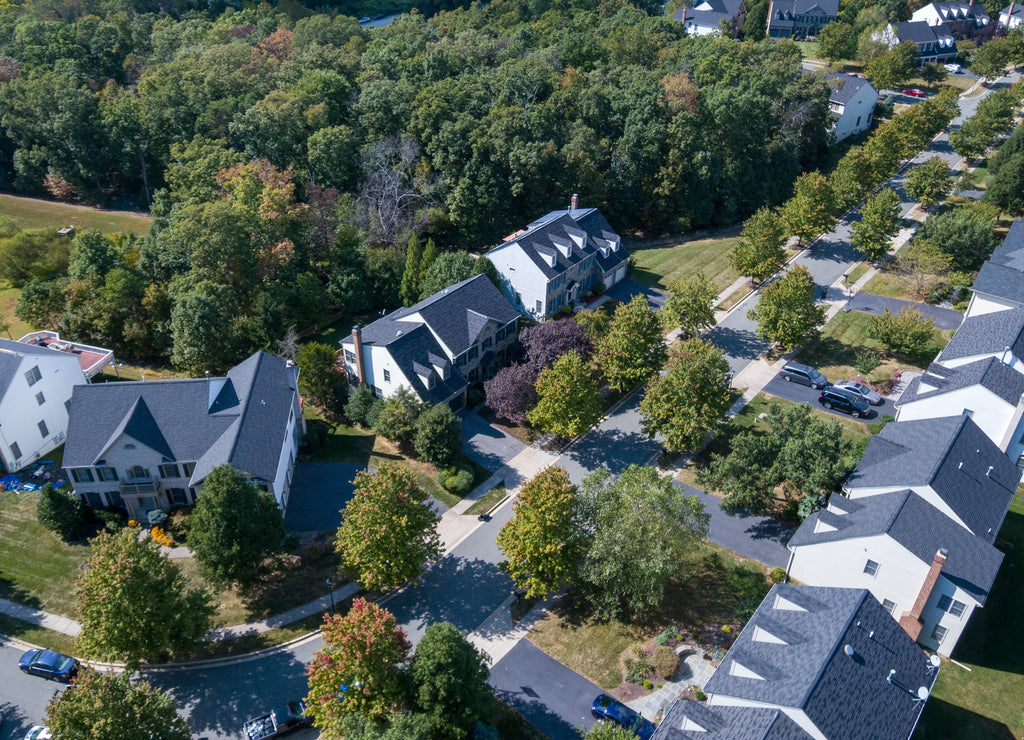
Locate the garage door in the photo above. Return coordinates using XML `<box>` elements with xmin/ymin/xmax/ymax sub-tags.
<box><xmin>614</xmin><ymin>266</ymin><xmax>626</xmax><ymax>284</ymax></box>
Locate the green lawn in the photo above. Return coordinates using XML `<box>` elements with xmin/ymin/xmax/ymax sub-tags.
<box><xmin>627</xmin><ymin>227</ymin><xmax>743</xmax><ymax>293</ymax></box>
<box><xmin>0</xmin><ymin>490</ymin><xmax>91</xmax><ymax>617</ymax></box>
<box><xmin>0</xmin><ymin>193</ymin><xmax>152</xmax><ymax>235</ymax></box>
<box><xmin>915</xmin><ymin>489</ymin><xmax>1024</xmax><ymax>739</ymax></box>
<box><xmin>307</xmin><ymin>416</ymin><xmax>492</xmax><ymax>508</ymax></box>
<box><xmin>862</xmin><ymin>265</ymin><xmax>944</xmax><ymax>301</ymax></box>
<box><xmin>528</xmin><ymin>543</ymin><xmax>770</xmax><ymax>692</ymax></box>
<box><xmin>795</xmin><ymin>308</ymin><xmax>949</xmax><ymax>387</ymax></box>
<box><xmin>465</xmin><ymin>483</ymin><xmax>507</xmax><ymax>516</ymax></box>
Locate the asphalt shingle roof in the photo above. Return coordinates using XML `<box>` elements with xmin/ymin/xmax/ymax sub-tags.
<box><xmin>939</xmin><ymin>306</ymin><xmax>1024</xmax><ymax>364</ymax></box>
<box><xmin>770</xmin><ymin>0</ymin><xmax>839</xmax><ymax>16</ymax></box>
<box><xmin>897</xmin><ymin>358</ymin><xmax>1024</xmax><ymax>407</ymax></box>
<box><xmin>895</xmin><ymin>20</ymin><xmax>951</xmax><ymax>43</ymax></box>
<box><xmin>63</xmin><ymin>351</ymin><xmax>300</xmax><ymax>485</ymax></box>
<box><xmin>790</xmin><ymin>490</ymin><xmax>1004</xmax><ymax>605</ymax></box>
<box><xmin>672</xmin><ymin>0</ymin><xmax>743</xmax><ymax>29</ymax></box>
<box><xmin>827</xmin><ymin>74</ymin><xmax>874</xmax><ymax>105</ymax></box>
<box><xmin>845</xmin><ymin>414</ymin><xmax>1017</xmax><ymax>541</ymax></box>
<box><xmin>705</xmin><ymin>585</ymin><xmax>936</xmax><ymax>740</ymax></box>
<box><xmin>652</xmin><ymin>701</ymin><xmax>811</xmax><ymax>739</ymax></box>
<box><xmin>973</xmin><ymin>220</ymin><xmax>1024</xmax><ymax>304</ymax></box>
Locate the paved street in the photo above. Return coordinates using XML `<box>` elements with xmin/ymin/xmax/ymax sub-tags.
<box><xmin>845</xmin><ymin>293</ymin><xmax>964</xmax><ymax>331</ymax></box>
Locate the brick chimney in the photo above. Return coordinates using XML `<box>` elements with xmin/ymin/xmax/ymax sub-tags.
<box><xmin>680</xmin><ymin>5</ymin><xmax>687</xmax><ymax>27</ymax></box>
<box><xmin>899</xmin><ymin>549</ymin><xmax>947</xmax><ymax>642</ymax></box>
<box><xmin>570</xmin><ymin>193</ymin><xmax>579</xmax><ymax>210</ymax></box>
<box><xmin>351</xmin><ymin>325</ymin><xmax>367</xmax><ymax>386</ymax></box>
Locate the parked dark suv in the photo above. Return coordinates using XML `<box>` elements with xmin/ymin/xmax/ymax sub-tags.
<box><xmin>780</xmin><ymin>362</ymin><xmax>828</xmax><ymax>389</ymax></box>
<box><xmin>818</xmin><ymin>387</ymin><xmax>871</xmax><ymax>418</ymax></box>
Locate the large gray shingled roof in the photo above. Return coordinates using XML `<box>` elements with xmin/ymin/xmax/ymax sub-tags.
<box><xmin>972</xmin><ymin>219</ymin><xmax>1024</xmax><ymax>305</ymax></box>
<box><xmin>652</xmin><ymin>701</ymin><xmax>810</xmax><ymax>739</ymax></box>
<box><xmin>63</xmin><ymin>351</ymin><xmax>300</xmax><ymax>486</ymax></box>
<box><xmin>844</xmin><ymin>414</ymin><xmax>1016</xmax><ymax>542</ymax></box>
<box><xmin>495</xmin><ymin>208</ymin><xmax>626</xmax><ymax>280</ymax></box>
<box><xmin>897</xmin><ymin>358</ymin><xmax>1024</xmax><ymax>408</ymax></box>
<box><xmin>827</xmin><ymin>74</ymin><xmax>874</xmax><ymax>105</ymax></box>
<box><xmin>790</xmin><ymin>490</ymin><xmax>1004</xmax><ymax>604</ymax></box>
<box><xmin>940</xmin><ymin>305</ymin><xmax>1024</xmax><ymax>366</ymax></box>
<box><xmin>705</xmin><ymin>585</ymin><xmax>935</xmax><ymax>740</ymax></box>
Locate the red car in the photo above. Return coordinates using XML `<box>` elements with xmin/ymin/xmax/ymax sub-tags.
<box><xmin>902</xmin><ymin>88</ymin><xmax>927</xmax><ymax>98</ymax></box>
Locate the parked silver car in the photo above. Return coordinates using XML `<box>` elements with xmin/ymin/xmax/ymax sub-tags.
<box><xmin>834</xmin><ymin>380</ymin><xmax>883</xmax><ymax>405</ymax></box>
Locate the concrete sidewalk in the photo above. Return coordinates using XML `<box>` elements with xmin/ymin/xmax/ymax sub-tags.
<box><xmin>0</xmin><ymin>597</ymin><xmax>81</xmax><ymax>637</ymax></box>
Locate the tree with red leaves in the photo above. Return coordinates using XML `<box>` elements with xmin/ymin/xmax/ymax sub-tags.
<box><xmin>484</xmin><ymin>363</ymin><xmax>538</xmax><ymax>425</ymax></box>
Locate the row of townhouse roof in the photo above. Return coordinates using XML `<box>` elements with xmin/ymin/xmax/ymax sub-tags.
<box><xmin>652</xmin><ymin>219</ymin><xmax>1024</xmax><ymax>739</ymax></box>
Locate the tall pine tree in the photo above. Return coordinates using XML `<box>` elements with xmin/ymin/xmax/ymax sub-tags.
<box><xmin>401</xmin><ymin>235</ymin><xmax>422</xmax><ymax>306</ymax></box>
<box><xmin>418</xmin><ymin>238</ymin><xmax>439</xmax><ymax>295</ymax></box>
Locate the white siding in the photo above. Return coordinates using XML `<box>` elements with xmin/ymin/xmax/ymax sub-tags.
<box><xmin>917</xmin><ymin>580</ymin><xmax>979</xmax><ymax>656</ymax></box>
<box><xmin>0</xmin><ymin>353</ymin><xmax>86</xmax><ymax>471</ymax></box>
<box><xmin>832</xmin><ymin>84</ymin><xmax>877</xmax><ymax>142</ymax></box>
<box><xmin>270</xmin><ymin>404</ymin><xmax>302</xmax><ymax>511</ymax></box>
<box><xmin>896</xmin><ymin>388</ymin><xmax>1014</xmax><ymax>448</ymax></box>
<box><xmin>487</xmin><ymin>243</ymin><xmax>550</xmax><ymax>320</ymax></box>
<box><xmin>965</xmin><ymin>292</ymin><xmax>1021</xmax><ymax>318</ymax></box>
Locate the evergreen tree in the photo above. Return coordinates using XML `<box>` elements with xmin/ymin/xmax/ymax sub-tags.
<box><xmin>400</xmin><ymin>235</ymin><xmax>422</xmax><ymax>306</ymax></box>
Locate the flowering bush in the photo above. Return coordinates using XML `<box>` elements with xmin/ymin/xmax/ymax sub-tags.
<box><xmin>128</xmin><ymin>519</ymin><xmax>138</xmax><ymax>528</ymax></box>
<box><xmin>150</xmin><ymin>526</ymin><xmax>174</xmax><ymax>547</ymax></box>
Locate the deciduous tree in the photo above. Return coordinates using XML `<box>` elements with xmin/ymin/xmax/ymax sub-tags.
<box><xmin>729</xmin><ymin>207</ymin><xmax>786</xmax><ymax>282</ymax></box>
<box><xmin>914</xmin><ymin>203</ymin><xmax>998</xmax><ymax>270</ymax></box>
<box><xmin>818</xmin><ymin>22</ymin><xmax>857</xmax><ymax>63</ymax></box>
<box><xmin>520</xmin><ymin>319</ymin><xmax>593</xmax><ymax>372</ymax></box>
<box><xmin>865</xmin><ymin>41</ymin><xmax>917</xmax><ymax>90</ymax></box>
<box><xmin>898</xmin><ymin>239</ymin><xmax>953</xmax><ymax>296</ymax></box>
<box><xmin>528</xmin><ymin>351</ymin><xmax>603</xmax><ymax>438</ymax></box>
<box><xmin>336</xmin><ymin>462</ymin><xmax>441</xmax><ymax>591</ymax></box>
<box><xmin>306</xmin><ymin>598</ymin><xmax>412</xmax><ymax>736</ymax></box>
<box><xmin>596</xmin><ymin>295</ymin><xmax>666</xmax><ymax>391</ymax></box>
<box><xmin>411</xmin><ymin>622</ymin><xmax>492</xmax><ymax>734</ymax></box>
<box><xmin>782</xmin><ymin>172</ymin><xmax>836</xmax><ymax>245</ymax></box>
<box><xmin>850</xmin><ymin>188</ymin><xmax>901</xmax><ymax>262</ymax></box>
<box><xmin>46</xmin><ymin>670</ymin><xmax>191</xmax><ymax>740</ymax></box>
<box><xmin>497</xmin><ymin>467</ymin><xmax>586</xmax><ymax>599</ymax></box>
<box><xmin>905</xmin><ymin>156</ymin><xmax>952</xmax><ymax>209</ymax></box>
<box><xmin>747</xmin><ymin>266</ymin><xmax>826</xmax><ymax>350</ymax></box>
<box><xmin>76</xmin><ymin>529</ymin><xmax>213</xmax><ymax>669</ymax></box>
<box><xmin>484</xmin><ymin>363</ymin><xmax>538</xmax><ymax>426</ymax></box>
<box><xmin>414</xmin><ymin>403</ymin><xmax>462</xmax><ymax>467</ymax></box>
<box><xmin>640</xmin><ymin>338</ymin><xmax>732</xmax><ymax>453</ymax></box>
<box><xmin>298</xmin><ymin>341</ymin><xmax>345</xmax><ymax>414</ymax></box>
<box><xmin>868</xmin><ymin>306</ymin><xmax>936</xmax><ymax>358</ymax></box>
<box><xmin>372</xmin><ymin>385</ymin><xmax>425</xmax><ymax>445</ymax></box>
<box><xmin>579</xmin><ymin>465</ymin><xmax>708</xmax><ymax>619</ymax></box>
<box><xmin>661</xmin><ymin>273</ymin><xmax>717</xmax><ymax>337</ymax></box>
<box><xmin>187</xmin><ymin>464</ymin><xmax>285</xmax><ymax>589</ymax></box>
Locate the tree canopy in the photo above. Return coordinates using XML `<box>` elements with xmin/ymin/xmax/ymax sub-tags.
<box><xmin>596</xmin><ymin>295</ymin><xmax>667</xmax><ymax>392</ymax></box>
<box><xmin>662</xmin><ymin>273</ymin><xmax>718</xmax><ymax>337</ymax></box>
<box><xmin>528</xmin><ymin>351</ymin><xmax>604</xmax><ymax>438</ymax></box>
<box><xmin>850</xmin><ymin>188</ymin><xmax>901</xmax><ymax>262</ymax></box>
<box><xmin>75</xmin><ymin>529</ymin><xmax>213</xmax><ymax>669</ymax></box>
<box><xmin>747</xmin><ymin>265</ymin><xmax>826</xmax><ymax>350</ymax></box>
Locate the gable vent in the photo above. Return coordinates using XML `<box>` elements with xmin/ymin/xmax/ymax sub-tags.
<box><xmin>728</xmin><ymin>660</ymin><xmax>766</xmax><ymax>680</ymax></box>
<box><xmin>773</xmin><ymin>594</ymin><xmax>807</xmax><ymax>612</ymax></box>
<box><xmin>752</xmin><ymin>626</ymin><xmax>789</xmax><ymax>645</ymax></box>
<box><xmin>813</xmin><ymin>518</ymin><xmax>838</xmax><ymax>534</ymax></box>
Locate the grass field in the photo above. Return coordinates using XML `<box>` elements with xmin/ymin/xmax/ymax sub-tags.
<box><xmin>0</xmin><ymin>193</ymin><xmax>152</xmax><ymax>235</ymax></box>
<box><xmin>0</xmin><ymin>284</ymin><xmax>31</xmax><ymax>339</ymax></box>
<box><xmin>862</xmin><ymin>264</ymin><xmax>944</xmax><ymax>301</ymax></box>
<box><xmin>915</xmin><ymin>489</ymin><xmax>1024</xmax><ymax>739</ymax></box>
<box><xmin>627</xmin><ymin>227</ymin><xmax>743</xmax><ymax>293</ymax></box>
<box><xmin>465</xmin><ymin>483</ymin><xmax>507</xmax><ymax>516</ymax></box>
<box><xmin>528</xmin><ymin>543</ymin><xmax>770</xmax><ymax>692</ymax></box>
<box><xmin>795</xmin><ymin>308</ymin><xmax>949</xmax><ymax>386</ymax></box>
<box><xmin>307</xmin><ymin>416</ymin><xmax>492</xmax><ymax>508</ymax></box>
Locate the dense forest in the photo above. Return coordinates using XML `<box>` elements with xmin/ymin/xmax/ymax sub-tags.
<box><xmin>0</xmin><ymin>0</ymin><xmax>837</xmax><ymax>371</ymax></box>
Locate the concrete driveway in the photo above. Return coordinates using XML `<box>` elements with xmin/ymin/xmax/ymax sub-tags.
<box><xmin>675</xmin><ymin>483</ymin><xmax>793</xmax><ymax>568</ymax></box>
<box><xmin>459</xmin><ymin>410</ymin><xmax>526</xmax><ymax>471</ymax></box>
<box><xmin>283</xmin><ymin>462</ymin><xmax>361</xmax><ymax>533</ymax></box>
<box><xmin>761</xmin><ymin>374</ymin><xmax>896</xmax><ymax>421</ymax></box>
<box><xmin>490</xmin><ymin>640</ymin><xmax>600</xmax><ymax>740</ymax></box>
<box><xmin>845</xmin><ymin>292</ymin><xmax>964</xmax><ymax>331</ymax></box>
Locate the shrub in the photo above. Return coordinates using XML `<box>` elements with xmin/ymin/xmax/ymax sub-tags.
<box><xmin>691</xmin><ymin>686</ymin><xmax>707</xmax><ymax>701</ymax></box>
<box><xmin>440</xmin><ymin>465</ymin><xmax>474</xmax><ymax>494</ymax></box>
<box><xmin>303</xmin><ymin>418</ymin><xmax>331</xmax><ymax>455</ymax></box>
<box><xmin>344</xmin><ymin>385</ymin><xmax>375</xmax><ymax>425</ymax></box>
<box><xmin>90</xmin><ymin>508</ymin><xmax>124</xmax><ymax>534</ymax></box>
<box><xmin>471</xmin><ymin>723</ymin><xmax>499</xmax><ymax>740</ymax></box>
<box><xmin>643</xmin><ymin>679</ymin><xmax>653</xmax><ymax>689</ymax></box>
<box><xmin>165</xmin><ymin>509</ymin><xmax>191</xmax><ymax>541</ymax></box>
<box><xmin>625</xmin><ymin>645</ymin><xmax>654</xmax><ymax>684</ymax></box>
<box><xmin>855</xmin><ymin>348</ymin><xmax>881</xmax><ymax>375</ymax></box>
<box><xmin>721</xmin><ymin>624</ymin><xmax>732</xmax><ymax>634</ymax></box>
<box><xmin>654</xmin><ymin>627</ymin><xmax>676</xmax><ymax>646</ymax></box>
<box><xmin>769</xmin><ymin>566</ymin><xmax>787</xmax><ymax>583</ymax></box>
<box><xmin>651</xmin><ymin>645</ymin><xmax>680</xmax><ymax>679</ymax></box>
<box><xmin>927</xmin><ymin>281</ymin><xmax>952</xmax><ymax>304</ymax></box>
<box><xmin>468</xmin><ymin>386</ymin><xmax>486</xmax><ymax>408</ymax></box>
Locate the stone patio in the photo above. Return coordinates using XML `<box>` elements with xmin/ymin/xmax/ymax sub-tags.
<box><xmin>626</xmin><ymin>645</ymin><xmax>719</xmax><ymax>722</ymax></box>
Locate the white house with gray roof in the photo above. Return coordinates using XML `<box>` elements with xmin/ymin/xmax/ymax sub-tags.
<box><xmin>703</xmin><ymin>584</ymin><xmax>937</xmax><ymax>740</ymax></box>
<box><xmin>937</xmin><ymin>305</ymin><xmax>1024</xmax><ymax>372</ymax></box>
<box><xmin>62</xmin><ymin>351</ymin><xmax>304</xmax><ymax>520</ymax></box>
<box><xmin>999</xmin><ymin>2</ymin><xmax>1023</xmax><ymax>29</ymax></box>
<box><xmin>895</xmin><ymin>359</ymin><xmax>1024</xmax><ymax>465</ymax></box>
<box><xmin>0</xmin><ymin>338</ymin><xmax>93</xmax><ymax>474</ymax></box>
<box><xmin>827</xmin><ymin>74</ymin><xmax>877</xmax><ymax>142</ymax></box>
<box><xmin>339</xmin><ymin>274</ymin><xmax>520</xmax><ymax>409</ymax></box>
<box><xmin>911</xmin><ymin>1</ymin><xmax>992</xmax><ymax>40</ymax></box>
<box><xmin>883</xmin><ymin>21</ymin><xmax>958</xmax><ymax>64</ymax></box>
<box><xmin>487</xmin><ymin>201</ymin><xmax>628</xmax><ymax>321</ymax></box>
<box><xmin>843</xmin><ymin>414</ymin><xmax>1017</xmax><ymax>543</ymax></box>
<box><xmin>672</xmin><ymin>0</ymin><xmax>747</xmax><ymax>37</ymax></box>
<box><xmin>788</xmin><ymin>490</ymin><xmax>1003</xmax><ymax>656</ymax></box>
<box><xmin>652</xmin><ymin>701</ymin><xmax>811</xmax><ymax>739</ymax></box>
<box><xmin>766</xmin><ymin>0</ymin><xmax>839</xmax><ymax>38</ymax></box>
<box><xmin>966</xmin><ymin>218</ymin><xmax>1024</xmax><ymax>317</ymax></box>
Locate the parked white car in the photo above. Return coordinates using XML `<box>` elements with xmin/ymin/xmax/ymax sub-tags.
<box><xmin>944</xmin><ymin>63</ymin><xmax>962</xmax><ymax>73</ymax></box>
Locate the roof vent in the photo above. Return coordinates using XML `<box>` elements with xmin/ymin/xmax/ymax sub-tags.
<box><xmin>844</xmin><ymin>644</ymin><xmax>856</xmax><ymax>659</ymax></box>
<box><xmin>986</xmin><ymin>466</ymin><xmax>994</xmax><ymax>477</ymax></box>
<box><xmin>958</xmin><ymin>461</ymin><xmax>964</xmax><ymax>470</ymax></box>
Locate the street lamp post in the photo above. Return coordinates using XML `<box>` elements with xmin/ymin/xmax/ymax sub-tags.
<box><xmin>326</xmin><ymin>577</ymin><xmax>335</xmax><ymax>613</ymax></box>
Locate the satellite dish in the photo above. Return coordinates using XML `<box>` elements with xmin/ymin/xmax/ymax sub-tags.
<box><xmin>917</xmin><ymin>686</ymin><xmax>930</xmax><ymax>701</ymax></box>
<box><xmin>929</xmin><ymin>654</ymin><xmax>941</xmax><ymax>668</ymax></box>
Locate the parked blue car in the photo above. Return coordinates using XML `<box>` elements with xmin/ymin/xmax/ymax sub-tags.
<box><xmin>591</xmin><ymin>694</ymin><xmax>655</xmax><ymax>739</ymax></box>
<box><xmin>18</xmin><ymin>649</ymin><xmax>78</xmax><ymax>682</ymax></box>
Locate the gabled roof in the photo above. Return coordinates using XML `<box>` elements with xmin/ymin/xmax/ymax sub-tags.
<box><xmin>673</xmin><ymin>0</ymin><xmax>744</xmax><ymax>29</ymax></box>
<box><xmin>894</xmin><ymin>20</ymin><xmax>954</xmax><ymax>43</ymax></box>
<box><xmin>897</xmin><ymin>358</ymin><xmax>1024</xmax><ymax>407</ymax></box>
<box><xmin>916</xmin><ymin>1</ymin><xmax>989</xmax><ymax>22</ymax></box>
<box><xmin>343</xmin><ymin>274</ymin><xmax>518</xmax><ymax>358</ymax></box>
<box><xmin>790</xmin><ymin>491</ymin><xmax>1004</xmax><ymax>605</ymax></box>
<box><xmin>939</xmin><ymin>306</ymin><xmax>1024</xmax><ymax>363</ymax></box>
<box><xmin>492</xmin><ymin>208</ymin><xmax>626</xmax><ymax>281</ymax></box>
<box><xmin>973</xmin><ymin>219</ymin><xmax>1024</xmax><ymax>304</ymax></box>
<box><xmin>705</xmin><ymin>585</ymin><xmax>936</xmax><ymax>740</ymax></box>
<box><xmin>770</xmin><ymin>0</ymin><xmax>839</xmax><ymax>16</ymax></box>
<box><xmin>826</xmin><ymin>74</ymin><xmax>876</xmax><ymax>105</ymax></box>
<box><xmin>652</xmin><ymin>701</ymin><xmax>810</xmax><ymax>739</ymax></box>
<box><xmin>63</xmin><ymin>351</ymin><xmax>300</xmax><ymax>485</ymax></box>
<box><xmin>845</xmin><ymin>414</ymin><xmax>1016</xmax><ymax>541</ymax></box>
<box><xmin>1004</xmin><ymin>3</ymin><xmax>1024</xmax><ymax>20</ymax></box>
